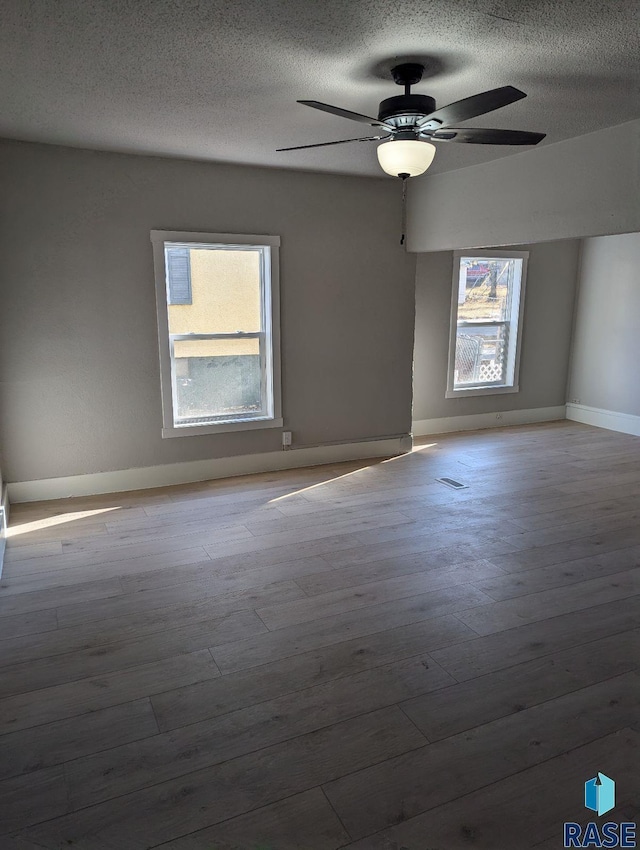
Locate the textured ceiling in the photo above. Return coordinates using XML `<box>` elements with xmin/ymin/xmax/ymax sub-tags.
<box><xmin>0</xmin><ymin>0</ymin><xmax>639</xmax><ymax>177</ymax></box>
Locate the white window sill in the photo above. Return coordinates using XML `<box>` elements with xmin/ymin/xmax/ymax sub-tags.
<box><xmin>162</xmin><ymin>417</ymin><xmax>284</xmax><ymax>438</ymax></box>
<box><xmin>445</xmin><ymin>385</ymin><xmax>519</xmax><ymax>399</ymax></box>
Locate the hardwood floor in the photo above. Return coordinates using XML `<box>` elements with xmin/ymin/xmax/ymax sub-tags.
<box><xmin>0</xmin><ymin>421</ymin><xmax>639</xmax><ymax>849</ymax></box>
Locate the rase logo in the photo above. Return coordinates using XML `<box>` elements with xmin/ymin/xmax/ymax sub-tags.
<box><xmin>564</xmin><ymin>773</ymin><xmax>637</xmax><ymax>848</ymax></box>
<box><xmin>586</xmin><ymin>774</ymin><xmax>616</xmax><ymax>817</ymax></box>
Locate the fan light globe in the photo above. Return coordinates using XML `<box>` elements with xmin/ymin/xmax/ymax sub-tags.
<box><xmin>377</xmin><ymin>139</ymin><xmax>436</xmax><ymax>177</ymax></box>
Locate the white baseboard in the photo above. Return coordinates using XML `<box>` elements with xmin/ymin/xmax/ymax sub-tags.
<box><xmin>7</xmin><ymin>435</ymin><xmax>412</xmax><ymax>504</ymax></box>
<box><xmin>566</xmin><ymin>403</ymin><xmax>640</xmax><ymax>437</ymax></box>
<box><xmin>412</xmin><ymin>405</ymin><xmax>567</xmax><ymax>437</ymax></box>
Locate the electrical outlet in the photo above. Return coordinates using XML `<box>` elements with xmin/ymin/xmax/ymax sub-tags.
<box><xmin>282</xmin><ymin>431</ymin><xmax>292</xmax><ymax>448</ymax></box>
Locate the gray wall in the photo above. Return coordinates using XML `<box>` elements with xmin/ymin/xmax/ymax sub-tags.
<box><xmin>407</xmin><ymin>119</ymin><xmax>640</xmax><ymax>253</ymax></box>
<box><xmin>0</xmin><ymin>140</ymin><xmax>416</xmax><ymax>482</ymax></box>
<box><xmin>568</xmin><ymin>232</ymin><xmax>640</xmax><ymax>416</ymax></box>
<box><xmin>412</xmin><ymin>239</ymin><xmax>580</xmax><ymax>422</ymax></box>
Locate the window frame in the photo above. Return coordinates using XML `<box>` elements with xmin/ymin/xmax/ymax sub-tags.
<box><xmin>151</xmin><ymin>230</ymin><xmax>283</xmax><ymax>438</ymax></box>
<box><xmin>446</xmin><ymin>249</ymin><xmax>529</xmax><ymax>399</ymax></box>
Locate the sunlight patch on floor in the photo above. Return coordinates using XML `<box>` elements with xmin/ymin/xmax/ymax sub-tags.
<box><xmin>380</xmin><ymin>442</ymin><xmax>437</xmax><ymax>462</ymax></box>
<box><xmin>268</xmin><ymin>463</ymin><xmax>381</xmax><ymax>502</ymax></box>
<box><xmin>268</xmin><ymin>445</ymin><xmax>438</xmax><ymax>502</ymax></box>
<box><xmin>7</xmin><ymin>507</ymin><xmax>121</xmax><ymax>538</ymax></box>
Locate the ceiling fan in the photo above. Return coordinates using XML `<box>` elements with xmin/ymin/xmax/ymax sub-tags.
<box><xmin>278</xmin><ymin>63</ymin><xmax>546</xmax><ymax>178</ymax></box>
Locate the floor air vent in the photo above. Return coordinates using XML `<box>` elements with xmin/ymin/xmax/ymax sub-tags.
<box><xmin>436</xmin><ymin>477</ymin><xmax>469</xmax><ymax>490</ymax></box>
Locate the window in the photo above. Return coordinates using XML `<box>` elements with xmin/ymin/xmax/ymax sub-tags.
<box><xmin>151</xmin><ymin>231</ymin><xmax>282</xmax><ymax>437</ymax></box>
<box><xmin>446</xmin><ymin>250</ymin><xmax>528</xmax><ymax>397</ymax></box>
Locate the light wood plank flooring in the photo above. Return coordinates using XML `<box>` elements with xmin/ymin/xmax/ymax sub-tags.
<box><xmin>1</xmin><ymin>421</ymin><xmax>639</xmax><ymax>849</ymax></box>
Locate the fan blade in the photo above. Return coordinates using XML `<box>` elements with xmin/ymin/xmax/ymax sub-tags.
<box><xmin>417</xmin><ymin>86</ymin><xmax>526</xmax><ymax>130</ymax></box>
<box><xmin>298</xmin><ymin>100</ymin><xmax>392</xmax><ymax>129</ymax></box>
<box><xmin>277</xmin><ymin>134</ymin><xmax>388</xmax><ymax>152</ymax></box>
<box><xmin>431</xmin><ymin>128</ymin><xmax>546</xmax><ymax>145</ymax></box>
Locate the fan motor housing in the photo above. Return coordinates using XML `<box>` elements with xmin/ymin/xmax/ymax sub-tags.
<box><xmin>378</xmin><ymin>94</ymin><xmax>436</xmax><ymax>123</ymax></box>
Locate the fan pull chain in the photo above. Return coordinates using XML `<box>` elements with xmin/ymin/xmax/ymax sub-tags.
<box><xmin>400</xmin><ymin>173</ymin><xmax>409</xmax><ymax>246</ymax></box>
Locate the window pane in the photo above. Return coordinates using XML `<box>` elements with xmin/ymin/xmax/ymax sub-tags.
<box><xmin>167</xmin><ymin>247</ymin><xmax>262</xmax><ymax>335</ymax></box>
<box><xmin>451</xmin><ymin>255</ymin><xmax>525</xmax><ymax>392</ymax></box>
<box><xmin>153</xmin><ymin>232</ymin><xmax>280</xmax><ymax>434</ymax></box>
<box><xmin>172</xmin><ymin>337</ymin><xmax>263</xmax><ymax>424</ymax></box>
<box><xmin>457</xmin><ymin>258</ymin><xmax>521</xmax><ymax>323</ymax></box>
<box><xmin>454</xmin><ymin>325</ymin><xmax>508</xmax><ymax>386</ymax></box>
